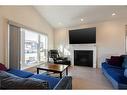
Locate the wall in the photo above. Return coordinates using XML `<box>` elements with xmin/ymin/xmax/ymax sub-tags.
<box><xmin>0</xmin><ymin>6</ymin><xmax>54</xmax><ymax>65</ymax></box>
<box><xmin>54</xmin><ymin>19</ymin><xmax>127</xmax><ymax>67</ymax></box>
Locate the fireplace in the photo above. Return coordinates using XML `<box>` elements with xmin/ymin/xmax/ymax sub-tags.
<box><xmin>70</xmin><ymin>44</ymin><xmax>96</xmax><ymax>68</ymax></box>
<box><xmin>74</xmin><ymin>50</ymin><xmax>93</xmax><ymax>67</ymax></box>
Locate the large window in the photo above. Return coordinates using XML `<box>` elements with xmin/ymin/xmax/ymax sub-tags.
<box><xmin>40</xmin><ymin>35</ymin><xmax>48</xmax><ymax>62</ymax></box>
<box><xmin>21</xmin><ymin>28</ymin><xmax>48</xmax><ymax>70</ymax></box>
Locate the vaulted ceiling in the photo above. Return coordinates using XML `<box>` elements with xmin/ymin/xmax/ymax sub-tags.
<box><xmin>35</xmin><ymin>6</ymin><xmax>127</xmax><ymax>29</ymax></box>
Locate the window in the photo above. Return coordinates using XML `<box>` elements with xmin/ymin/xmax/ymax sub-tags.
<box><xmin>21</xmin><ymin>28</ymin><xmax>48</xmax><ymax>70</ymax></box>
<box><xmin>40</xmin><ymin>35</ymin><xmax>48</xmax><ymax>62</ymax></box>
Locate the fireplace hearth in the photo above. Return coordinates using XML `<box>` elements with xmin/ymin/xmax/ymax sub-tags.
<box><xmin>74</xmin><ymin>50</ymin><xmax>93</xmax><ymax>67</ymax></box>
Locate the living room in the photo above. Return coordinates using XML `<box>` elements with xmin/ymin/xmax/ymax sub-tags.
<box><xmin>0</xmin><ymin>5</ymin><xmax>127</xmax><ymax>91</ymax></box>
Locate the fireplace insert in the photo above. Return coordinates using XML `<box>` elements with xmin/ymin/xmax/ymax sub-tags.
<box><xmin>74</xmin><ymin>50</ymin><xmax>93</xmax><ymax>67</ymax></box>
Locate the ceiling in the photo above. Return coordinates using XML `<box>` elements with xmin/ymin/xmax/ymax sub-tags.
<box><xmin>34</xmin><ymin>6</ymin><xmax>127</xmax><ymax>29</ymax></box>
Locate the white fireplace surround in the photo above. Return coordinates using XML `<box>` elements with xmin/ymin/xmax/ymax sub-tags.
<box><xmin>70</xmin><ymin>44</ymin><xmax>96</xmax><ymax>68</ymax></box>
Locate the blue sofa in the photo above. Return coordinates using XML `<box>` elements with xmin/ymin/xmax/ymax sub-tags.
<box><xmin>102</xmin><ymin>62</ymin><xmax>127</xmax><ymax>89</ymax></box>
<box><xmin>0</xmin><ymin>66</ymin><xmax>72</xmax><ymax>89</ymax></box>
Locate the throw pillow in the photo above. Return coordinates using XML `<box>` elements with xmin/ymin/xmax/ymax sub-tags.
<box><xmin>0</xmin><ymin>71</ymin><xmax>49</xmax><ymax>89</ymax></box>
<box><xmin>0</xmin><ymin>70</ymin><xmax>18</xmax><ymax>80</ymax></box>
<box><xmin>124</xmin><ymin>69</ymin><xmax>127</xmax><ymax>77</ymax></box>
<box><xmin>122</xmin><ymin>55</ymin><xmax>127</xmax><ymax>69</ymax></box>
<box><xmin>0</xmin><ymin>63</ymin><xmax>7</xmax><ymax>71</ymax></box>
<box><xmin>107</xmin><ymin>56</ymin><xmax>123</xmax><ymax>67</ymax></box>
<box><xmin>0</xmin><ymin>71</ymin><xmax>19</xmax><ymax>89</ymax></box>
<box><xmin>124</xmin><ymin>69</ymin><xmax>127</xmax><ymax>78</ymax></box>
<box><xmin>1</xmin><ymin>77</ymin><xmax>49</xmax><ymax>89</ymax></box>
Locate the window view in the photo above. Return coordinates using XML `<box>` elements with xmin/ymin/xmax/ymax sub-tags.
<box><xmin>25</xmin><ymin>31</ymin><xmax>38</xmax><ymax>65</ymax></box>
<box><xmin>40</xmin><ymin>35</ymin><xmax>48</xmax><ymax>62</ymax></box>
<box><xmin>21</xmin><ymin>28</ymin><xmax>48</xmax><ymax>70</ymax></box>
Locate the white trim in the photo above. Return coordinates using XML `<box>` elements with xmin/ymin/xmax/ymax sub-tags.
<box><xmin>70</xmin><ymin>44</ymin><xmax>96</xmax><ymax>68</ymax></box>
<box><xmin>8</xmin><ymin>20</ymin><xmax>48</xmax><ymax>36</ymax></box>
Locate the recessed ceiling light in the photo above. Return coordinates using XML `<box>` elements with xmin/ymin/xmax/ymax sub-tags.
<box><xmin>58</xmin><ymin>22</ymin><xmax>62</xmax><ymax>25</ymax></box>
<box><xmin>112</xmin><ymin>13</ymin><xmax>116</xmax><ymax>16</ymax></box>
<box><xmin>80</xmin><ymin>18</ymin><xmax>84</xmax><ymax>22</ymax></box>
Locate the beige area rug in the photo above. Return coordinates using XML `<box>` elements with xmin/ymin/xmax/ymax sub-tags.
<box><xmin>69</xmin><ymin>66</ymin><xmax>113</xmax><ymax>89</ymax></box>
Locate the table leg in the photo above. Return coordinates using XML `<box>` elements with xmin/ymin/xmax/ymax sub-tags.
<box><xmin>60</xmin><ymin>72</ymin><xmax>62</xmax><ymax>78</ymax></box>
<box><xmin>66</xmin><ymin>68</ymin><xmax>68</xmax><ymax>76</ymax></box>
<box><xmin>37</xmin><ymin>68</ymin><xmax>39</xmax><ymax>74</ymax></box>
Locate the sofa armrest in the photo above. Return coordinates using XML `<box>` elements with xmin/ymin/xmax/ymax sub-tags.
<box><xmin>53</xmin><ymin>76</ymin><xmax>72</xmax><ymax>90</ymax></box>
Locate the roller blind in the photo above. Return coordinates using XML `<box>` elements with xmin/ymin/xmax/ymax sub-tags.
<box><xmin>9</xmin><ymin>24</ymin><xmax>21</xmax><ymax>70</ymax></box>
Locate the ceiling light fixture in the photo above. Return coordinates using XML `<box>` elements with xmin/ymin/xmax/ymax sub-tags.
<box><xmin>58</xmin><ymin>22</ymin><xmax>62</xmax><ymax>25</ymax></box>
<box><xmin>80</xmin><ymin>18</ymin><xmax>84</xmax><ymax>22</ymax></box>
<box><xmin>112</xmin><ymin>13</ymin><xmax>116</xmax><ymax>16</ymax></box>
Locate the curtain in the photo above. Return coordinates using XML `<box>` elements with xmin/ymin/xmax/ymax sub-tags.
<box><xmin>9</xmin><ymin>24</ymin><xmax>21</xmax><ymax>70</ymax></box>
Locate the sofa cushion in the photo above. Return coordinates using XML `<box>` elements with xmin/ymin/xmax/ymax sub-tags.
<box><xmin>30</xmin><ymin>74</ymin><xmax>60</xmax><ymax>89</ymax></box>
<box><xmin>0</xmin><ymin>71</ymin><xmax>49</xmax><ymax>89</ymax></box>
<box><xmin>0</xmin><ymin>63</ymin><xmax>7</xmax><ymax>71</ymax></box>
<box><xmin>104</xmin><ymin>66</ymin><xmax>127</xmax><ymax>84</ymax></box>
<box><xmin>122</xmin><ymin>55</ymin><xmax>127</xmax><ymax>69</ymax></box>
<box><xmin>124</xmin><ymin>69</ymin><xmax>127</xmax><ymax>78</ymax></box>
<box><xmin>106</xmin><ymin>68</ymin><xmax>124</xmax><ymax>82</ymax></box>
<box><xmin>102</xmin><ymin>62</ymin><xmax>123</xmax><ymax>70</ymax></box>
<box><xmin>7</xmin><ymin>69</ymin><xmax>34</xmax><ymax>78</ymax></box>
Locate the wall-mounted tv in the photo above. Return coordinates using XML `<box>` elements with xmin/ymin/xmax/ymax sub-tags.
<box><xmin>69</xmin><ymin>27</ymin><xmax>96</xmax><ymax>44</ymax></box>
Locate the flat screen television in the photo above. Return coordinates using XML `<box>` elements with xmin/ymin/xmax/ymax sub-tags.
<box><xmin>69</xmin><ymin>27</ymin><xmax>96</xmax><ymax>44</ymax></box>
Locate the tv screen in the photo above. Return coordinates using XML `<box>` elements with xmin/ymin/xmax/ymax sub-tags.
<box><xmin>69</xmin><ymin>27</ymin><xmax>96</xmax><ymax>44</ymax></box>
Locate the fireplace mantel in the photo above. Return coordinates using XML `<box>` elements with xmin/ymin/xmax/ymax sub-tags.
<box><xmin>70</xmin><ymin>44</ymin><xmax>96</xmax><ymax>68</ymax></box>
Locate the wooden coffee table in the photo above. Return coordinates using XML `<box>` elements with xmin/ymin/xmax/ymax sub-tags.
<box><xmin>37</xmin><ymin>63</ymin><xmax>69</xmax><ymax>78</ymax></box>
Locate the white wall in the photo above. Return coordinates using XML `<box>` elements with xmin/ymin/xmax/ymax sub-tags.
<box><xmin>0</xmin><ymin>6</ymin><xmax>54</xmax><ymax>65</ymax></box>
<box><xmin>54</xmin><ymin>19</ymin><xmax>127</xmax><ymax>67</ymax></box>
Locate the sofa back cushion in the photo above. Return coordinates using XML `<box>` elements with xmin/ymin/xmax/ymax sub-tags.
<box><xmin>0</xmin><ymin>71</ymin><xmax>49</xmax><ymax>89</ymax></box>
<box><xmin>0</xmin><ymin>63</ymin><xmax>7</xmax><ymax>71</ymax></box>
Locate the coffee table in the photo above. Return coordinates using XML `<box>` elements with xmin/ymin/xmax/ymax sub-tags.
<box><xmin>37</xmin><ymin>63</ymin><xmax>69</xmax><ymax>78</ymax></box>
